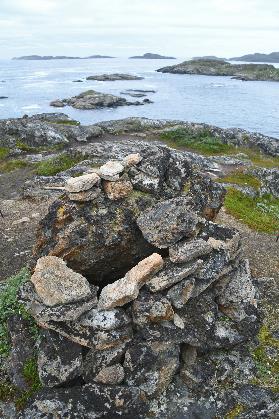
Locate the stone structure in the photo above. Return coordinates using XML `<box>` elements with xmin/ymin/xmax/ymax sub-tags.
<box><xmin>15</xmin><ymin>152</ymin><xmax>262</xmax><ymax>418</ymax></box>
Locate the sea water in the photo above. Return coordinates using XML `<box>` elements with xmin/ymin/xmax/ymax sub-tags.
<box><xmin>0</xmin><ymin>57</ymin><xmax>278</xmax><ymax>138</ymax></box>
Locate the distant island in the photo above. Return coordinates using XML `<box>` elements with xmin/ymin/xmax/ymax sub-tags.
<box><xmin>230</xmin><ymin>52</ymin><xmax>279</xmax><ymax>63</ymax></box>
<box><xmin>129</xmin><ymin>53</ymin><xmax>176</xmax><ymax>59</ymax></box>
<box><xmin>157</xmin><ymin>59</ymin><xmax>279</xmax><ymax>81</ymax></box>
<box><xmin>12</xmin><ymin>55</ymin><xmax>114</xmax><ymax>60</ymax></box>
<box><xmin>193</xmin><ymin>55</ymin><xmax>227</xmax><ymax>61</ymax></box>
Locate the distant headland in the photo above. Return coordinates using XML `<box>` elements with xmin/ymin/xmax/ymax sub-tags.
<box><xmin>157</xmin><ymin>59</ymin><xmax>279</xmax><ymax>81</ymax></box>
<box><xmin>12</xmin><ymin>55</ymin><xmax>115</xmax><ymax>60</ymax></box>
<box><xmin>230</xmin><ymin>52</ymin><xmax>279</xmax><ymax>63</ymax></box>
<box><xmin>129</xmin><ymin>53</ymin><xmax>176</xmax><ymax>59</ymax></box>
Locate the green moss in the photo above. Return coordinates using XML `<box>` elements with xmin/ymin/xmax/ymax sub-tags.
<box><xmin>224</xmin><ymin>189</ymin><xmax>279</xmax><ymax>233</ymax></box>
<box><xmin>217</xmin><ymin>171</ymin><xmax>261</xmax><ymax>190</ymax></box>
<box><xmin>238</xmin><ymin>148</ymin><xmax>279</xmax><ymax>169</ymax></box>
<box><xmin>0</xmin><ymin>159</ymin><xmax>32</xmax><ymax>173</ymax></box>
<box><xmin>35</xmin><ymin>153</ymin><xmax>85</xmax><ymax>176</ymax></box>
<box><xmin>15</xmin><ymin>141</ymin><xmax>37</xmax><ymax>152</ymax></box>
<box><xmin>225</xmin><ymin>404</ymin><xmax>245</xmax><ymax>419</ymax></box>
<box><xmin>0</xmin><ymin>268</ymin><xmax>32</xmax><ymax>356</ymax></box>
<box><xmin>160</xmin><ymin>128</ymin><xmax>237</xmax><ymax>156</ymax></box>
<box><xmin>251</xmin><ymin>325</ymin><xmax>279</xmax><ymax>392</ymax></box>
<box><xmin>0</xmin><ymin>147</ymin><xmax>9</xmax><ymax>160</ymax></box>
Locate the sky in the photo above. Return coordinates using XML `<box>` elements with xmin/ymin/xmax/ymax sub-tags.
<box><xmin>0</xmin><ymin>0</ymin><xmax>278</xmax><ymax>59</ymax></box>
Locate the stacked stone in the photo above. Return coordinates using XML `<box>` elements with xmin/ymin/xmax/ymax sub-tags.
<box><xmin>18</xmin><ymin>154</ymin><xmax>259</xmax><ymax>418</ymax></box>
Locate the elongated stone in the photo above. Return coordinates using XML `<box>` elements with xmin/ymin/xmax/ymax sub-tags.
<box><xmin>98</xmin><ymin>253</ymin><xmax>164</xmax><ymax>309</ymax></box>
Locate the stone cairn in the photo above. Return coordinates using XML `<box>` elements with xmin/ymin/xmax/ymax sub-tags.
<box><xmin>18</xmin><ymin>153</ymin><xmax>259</xmax><ymax>418</ymax></box>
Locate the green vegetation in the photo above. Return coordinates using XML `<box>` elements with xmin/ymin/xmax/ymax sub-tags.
<box><xmin>35</xmin><ymin>153</ymin><xmax>85</xmax><ymax>176</ymax></box>
<box><xmin>0</xmin><ymin>268</ymin><xmax>32</xmax><ymax>356</ymax></box>
<box><xmin>0</xmin><ymin>147</ymin><xmax>9</xmax><ymax>160</ymax></box>
<box><xmin>237</xmin><ymin>148</ymin><xmax>279</xmax><ymax>169</ymax></box>
<box><xmin>160</xmin><ymin>128</ymin><xmax>236</xmax><ymax>155</ymax></box>
<box><xmin>158</xmin><ymin>128</ymin><xmax>279</xmax><ymax>168</ymax></box>
<box><xmin>251</xmin><ymin>325</ymin><xmax>279</xmax><ymax>392</ymax></box>
<box><xmin>225</xmin><ymin>404</ymin><xmax>245</xmax><ymax>419</ymax></box>
<box><xmin>0</xmin><ymin>269</ymin><xmax>41</xmax><ymax>409</ymax></box>
<box><xmin>51</xmin><ymin>119</ymin><xmax>80</xmax><ymax>126</ymax></box>
<box><xmin>217</xmin><ymin>171</ymin><xmax>261</xmax><ymax>190</ymax></box>
<box><xmin>224</xmin><ymin>189</ymin><xmax>279</xmax><ymax>233</ymax></box>
<box><xmin>0</xmin><ymin>159</ymin><xmax>31</xmax><ymax>173</ymax></box>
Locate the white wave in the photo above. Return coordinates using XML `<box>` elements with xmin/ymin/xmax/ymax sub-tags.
<box><xmin>21</xmin><ymin>104</ymin><xmax>41</xmax><ymax>110</ymax></box>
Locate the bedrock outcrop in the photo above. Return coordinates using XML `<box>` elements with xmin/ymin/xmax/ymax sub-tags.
<box><xmin>50</xmin><ymin>90</ymin><xmax>151</xmax><ymax>110</ymax></box>
<box><xmin>12</xmin><ymin>151</ymin><xmax>266</xmax><ymax>418</ymax></box>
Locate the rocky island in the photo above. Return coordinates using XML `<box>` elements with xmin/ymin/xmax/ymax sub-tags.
<box><xmin>231</xmin><ymin>51</ymin><xmax>279</xmax><ymax>63</ymax></box>
<box><xmin>13</xmin><ymin>54</ymin><xmax>114</xmax><ymax>60</ymax></box>
<box><xmin>0</xmin><ymin>113</ymin><xmax>278</xmax><ymax>418</ymax></box>
<box><xmin>86</xmin><ymin>73</ymin><xmax>143</xmax><ymax>81</ymax></box>
<box><xmin>157</xmin><ymin>59</ymin><xmax>279</xmax><ymax>81</ymax></box>
<box><xmin>130</xmin><ymin>53</ymin><xmax>176</xmax><ymax>59</ymax></box>
<box><xmin>50</xmin><ymin>90</ymin><xmax>152</xmax><ymax>109</ymax></box>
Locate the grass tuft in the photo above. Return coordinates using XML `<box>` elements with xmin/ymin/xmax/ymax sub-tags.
<box><xmin>217</xmin><ymin>171</ymin><xmax>261</xmax><ymax>189</ymax></box>
<box><xmin>0</xmin><ymin>147</ymin><xmax>10</xmax><ymax>160</ymax></box>
<box><xmin>35</xmin><ymin>153</ymin><xmax>85</xmax><ymax>176</ymax></box>
<box><xmin>160</xmin><ymin>128</ymin><xmax>236</xmax><ymax>155</ymax></box>
<box><xmin>224</xmin><ymin>188</ymin><xmax>279</xmax><ymax>233</ymax></box>
<box><xmin>0</xmin><ymin>159</ymin><xmax>31</xmax><ymax>173</ymax></box>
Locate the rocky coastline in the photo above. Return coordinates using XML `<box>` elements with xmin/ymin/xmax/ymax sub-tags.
<box><xmin>157</xmin><ymin>59</ymin><xmax>279</xmax><ymax>81</ymax></box>
<box><xmin>0</xmin><ymin>113</ymin><xmax>278</xmax><ymax>418</ymax></box>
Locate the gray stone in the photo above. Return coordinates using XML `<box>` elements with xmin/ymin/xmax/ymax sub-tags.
<box><xmin>38</xmin><ymin>329</ymin><xmax>82</xmax><ymax>387</ymax></box>
<box><xmin>169</xmin><ymin>238</ymin><xmax>212</xmax><ymax>263</ymax></box>
<box><xmin>65</xmin><ymin>173</ymin><xmax>100</xmax><ymax>192</ymax></box>
<box><xmin>19</xmin><ymin>384</ymin><xmax>148</xmax><ymax>418</ymax></box>
<box><xmin>147</xmin><ymin>259</ymin><xmax>203</xmax><ymax>292</ymax></box>
<box><xmin>132</xmin><ymin>291</ymin><xmax>174</xmax><ymax>326</ymax></box>
<box><xmin>137</xmin><ymin>197</ymin><xmax>202</xmax><ymax>248</ymax></box>
<box><xmin>94</xmin><ymin>364</ymin><xmax>125</xmax><ymax>385</ymax></box>
<box><xmin>82</xmin><ymin>343</ymin><xmax>128</xmax><ymax>382</ymax></box>
<box><xmin>167</xmin><ymin>277</ymin><xmax>196</xmax><ymax>308</ymax></box>
<box><xmin>124</xmin><ymin>341</ymin><xmax>180</xmax><ymax>397</ymax></box>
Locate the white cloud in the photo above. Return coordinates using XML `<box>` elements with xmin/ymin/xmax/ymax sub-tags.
<box><xmin>0</xmin><ymin>0</ymin><xmax>278</xmax><ymax>58</ymax></box>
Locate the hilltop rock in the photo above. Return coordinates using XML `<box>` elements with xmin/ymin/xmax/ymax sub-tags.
<box><xmin>86</xmin><ymin>73</ymin><xmax>143</xmax><ymax>81</ymax></box>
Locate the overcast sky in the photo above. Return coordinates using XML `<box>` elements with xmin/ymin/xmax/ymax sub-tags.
<box><xmin>0</xmin><ymin>0</ymin><xmax>278</xmax><ymax>59</ymax></box>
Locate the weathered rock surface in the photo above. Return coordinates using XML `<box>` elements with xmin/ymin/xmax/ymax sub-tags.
<box><xmin>137</xmin><ymin>197</ymin><xmax>202</xmax><ymax>248</ymax></box>
<box><xmin>124</xmin><ymin>341</ymin><xmax>180</xmax><ymax>396</ymax></box>
<box><xmin>86</xmin><ymin>73</ymin><xmax>143</xmax><ymax>81</ymax></box>
<box><xmin>169</xmin><ymin>238</ymin><xmax>212</xmax><ymax>263</ymax></box>
<box><xmin>99</xmin><ymin>160</ymin><xmax>124</xmax><ymax>180</ymax></box>
<box><xmin>98</xmin><ymin>253</ymin><xmax>164</xmax><ymax>309</ymax></box>
<box><xmin>18</xmin><ymin>384</ymin><xmax>148</xmax><ymax>418</ymax></box>
<box><xmin>65</xmin><ymin>172</ymin><xmax>100</xmax><ymax>192</ymax></box>
<box><xmin>50</xmin><ymin>90</ymin><xmax>150</xmax><ymax>110</ymax></box>
<box><xmin>30</xmin><ymin>256</ymin><xmax>93</xmax><ymax>306</ymax></box>
<box><xmin>157</xmin><ymin>59</ymin><xmax>279</xmax><ymax>81</ymax></box>
<box><xmin>38</xmin><ymin>329</ymin><xmax>82</xmax><ymax>387</ymax></box>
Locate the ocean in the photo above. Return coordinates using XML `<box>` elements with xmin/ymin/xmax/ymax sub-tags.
<box><xmin>0</xmin><ymin>57</ymin><xmax>279</xmax><ymax>138</ymax></box>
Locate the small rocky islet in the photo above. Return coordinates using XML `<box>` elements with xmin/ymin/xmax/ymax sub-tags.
<box><xmin>0</xmin><ymin>113</ymin><xmax>278</xmax><ymax>418</ymax></box>
<box><xmin>157</xmin><ymin>59</ymin><xmax>279</xmax><ymax>81</ymax></box>
<box><xmin>50</xmin><ymin>90</ymin><xmax>153</xmax><ymax>109</ymax></box>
